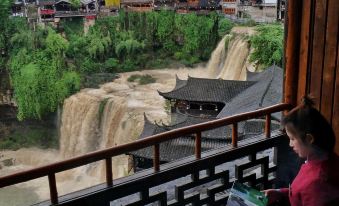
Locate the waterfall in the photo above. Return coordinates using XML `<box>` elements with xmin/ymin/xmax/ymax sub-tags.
<box><xmin>205</xmin><ymin>35</ymin><xmax>229</xmax><ymax>78</ymax></box>
<box><xmin>206</xmin><ymin>33</ymin><xmax>250</xmax><ymax>80</ymax></box>
<box><xmin>59</xmin><ymin>90</ymin><xmax>132</xmax><ymax>180</ymax></box>
<box><xmin>217</xmin><ymin>35</ymin><xmax>249</xmax><ymax>80</ymax></box>
<box><xmin>59</xmin><ymin>93</ymin><xmax>103</xmax><ymax>158</ymax></box>
<box><xmin>58</xmin><ymin>78</ymin><xmax>171</xmax><ymax>181</ymax></box>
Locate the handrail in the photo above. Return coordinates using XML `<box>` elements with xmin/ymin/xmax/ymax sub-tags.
<box><xmin>0</xmin><ymin>103</ymin><xmax>291</xmax><ymax>204</ymax></box>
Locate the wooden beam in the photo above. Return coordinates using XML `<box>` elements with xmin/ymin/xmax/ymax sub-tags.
<box><xmin>297</xmin><ymin>0</ymin><xmax>312</xmax><ymax>100</ymax></box>
<box><xmin>320</xmin><ymin>0</ymin><xmax>339</xmax><ymax>123</ymax></box>
<box><xmin>284</xmin><ymin>0</ymin><xmax>303</xmax><ymax>106</ymax></box>
<box><xmin>332</xmin><ymin>37</ymin><xmax>339</xmax><ymax>154</ymax></box>
<box><xmin>309</xmin><ymin>0</ymin><xmax>327</xmax><ymax>109</ymax></box>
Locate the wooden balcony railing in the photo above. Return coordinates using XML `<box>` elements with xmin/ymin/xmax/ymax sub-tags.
<box><xmin>0</xmin><ymin>103</ymin><xmax>291</xmax><ymax>205</ymax></box>
<box><xmin>54</xmin><ymin>11</ymin><xmax>97</xmax><ymax>17</ymax></box>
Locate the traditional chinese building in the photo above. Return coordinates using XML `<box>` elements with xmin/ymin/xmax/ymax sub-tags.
<box><xmin>222</xmin><ymin>0</ymin><xmax>237</xmax><ymax>16</ymax></box>
<box><xmin>158</xmin><ymin>77</ymin><xmax>255</xmax><ymax>116</ymax></box>
<box><xmin>277</xmin><ymin>0</ymin><xmax>285</xmax><ymax>21</ymax></box>
<box><xmin>153</xmin><ymin>0</ymin><xmax>176</xmax><ymax>10</ymax></box>
<box><xmin>130</xmin><ymin>65</ymin><xmax>283</xmax><ymax>170</ymax></box>
<box><xmin>120</xmin><ymin>0</ymin><xmax>153</xmax><ymax>12</ymax></box>
<box><xmin>11</xmin><ymin>0</ymin><xmax>26</xmax><ymax>17</ymax></box>
<box><xmin>36</xmin><ymin>0</ymin><xmax>98</xmax><ymax>22</ymax></box>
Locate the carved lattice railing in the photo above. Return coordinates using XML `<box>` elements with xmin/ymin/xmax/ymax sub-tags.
<box><xmin>0</xmin><ymin>103</ymin><xmax>291</xmax><ymax>205</ymax></box>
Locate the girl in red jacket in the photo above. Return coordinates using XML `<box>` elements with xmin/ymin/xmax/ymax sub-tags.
<box><xmin>264</xmin><ymin>96</ymin><xmax>339</xmax><ymax>206</ymax></box>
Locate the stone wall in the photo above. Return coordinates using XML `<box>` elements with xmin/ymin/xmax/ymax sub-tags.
<box><xmin>0</xmin><ymin>71</ymin><xmax>16</xmax><ymax>106</ymax></box>
<box><xmin>0</xmin><ymin>90</ymin><xmax>16</xmax><ymax>106</ymax></box>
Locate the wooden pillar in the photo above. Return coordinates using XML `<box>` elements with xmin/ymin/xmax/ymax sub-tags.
<box><xmin>284</xmin><ymin>0</ymin><xmax>303</xmax><ymax>107</ymax></box>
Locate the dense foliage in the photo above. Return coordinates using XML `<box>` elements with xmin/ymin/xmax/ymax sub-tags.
<box><xmin>67</xmin><ymin>10</ymin><xmax>234</xmax><ymax>72</ymax></box>
<box><xmin>7</xmin><ymin>24</ymin><xmax>81</xmax><ymax>120</ymax></box>
<box><xmin>3</xmin><ymin>10</ymin><xmax>234</xmax><ymax>120</ymax></box>
<box><xmin>0</xmin><ymin>0</ymin><xmax>11</xmax><ymax>70</ymax></box>
<box><xmin>249</xmin><ymin>24</ymin><xmax>283</xmax><ymax>68</ymax></box>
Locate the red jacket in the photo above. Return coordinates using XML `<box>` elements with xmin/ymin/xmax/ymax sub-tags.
<box><xmin>281</xmin><ymin>153</ymin><xmax>339</xmax><ymax>206</ymax></box>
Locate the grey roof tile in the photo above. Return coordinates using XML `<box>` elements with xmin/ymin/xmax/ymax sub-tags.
<box><xmin>217</xmin><ymin>65</ymin><xmax>283</xmax><ymax>120</ymax></box>
<box><xmin>159</xmin><ymin>77</ymin><xmax>255</xmax><ymax>103</ymax></box>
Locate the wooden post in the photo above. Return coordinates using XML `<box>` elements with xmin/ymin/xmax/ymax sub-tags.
<box><xmin>153</xmin><ymin>144</ymin><xmax>160</xmax><ymax>172</ymax></box>
<box><xmin>195</xmin><ymin>132</ymin><xmax>201</xmax><ymax>159</ymax></box>
<box><xmin>48</xmin><ymin>173</ymin><xmax>58</xmax><ymax>205</ymax></box>
<box><xmin>284</xmin><ymin>0</ymin><xmax>303</xmax><ymax>106</ymax></box>
<box><xmin>106</xmin><ymin>157</ymin><xmax>113</xmax><ymax>187</ymax></box>
<box><xmin>232</xmin><ymin>123</ymin><xmax>238</xmax><ymax>148</ymax></box>
<box><xmin>265</xmin><ymin>114</ymin><xmax>271</xmax><ymax>138</ymax></box>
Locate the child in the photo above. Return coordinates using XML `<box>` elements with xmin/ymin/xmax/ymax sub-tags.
<box><xmin>264</xmin><ymin>96</ymin><xmax>339</xmax><ymax>206</ymax></box>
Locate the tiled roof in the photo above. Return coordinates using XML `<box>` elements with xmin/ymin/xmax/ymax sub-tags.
<box><xmin>198</xmin><ymin>0</ymin><xmax>221</xmax><ymax>7</ymax></box>
<box><xmin>159</xmin><ymin>76</ymin><xmax>255</xmax><ymax>103</ymax></box>
<box><xmin>173</xmin><ymin>75</ymin><xmax>187</xmax><ymax>90</ymax></box>
<box><xmin>217</xmin><ymin>65</ymin><xmax>283</xmax><ymax>120</ymax></box>
<box><xmin>38</xmin><ymin>0</ymin><xmax>56</xmax><ymax>5</ymax></box>
<box><xmin>55</xmin><ymin>0</ymin><xmax>95</xmax><ymax>4</ymax></box>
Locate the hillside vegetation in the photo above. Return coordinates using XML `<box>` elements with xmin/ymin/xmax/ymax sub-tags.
<box><xmin>1</xmin><ymin>2</ymin><xmax>283</xmax><ymax>121</ymax></box>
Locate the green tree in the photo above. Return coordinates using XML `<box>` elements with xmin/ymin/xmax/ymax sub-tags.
<box><xmin>45</xmin><ymin>28</ymin><xmax>69</xmax><ymax>56</ymax></box>
<box><xmin>86</xmin><ymin>29</ymin><xmax>112</xmax><ymax>61</ymax></box>
<box><xmin>249</xmin><ymin>24</ymin><xmax>284</xmax><ymax>68</ymax></box>
<box><xmin>218</xmin><ymin>18</ymin><xmax>234</xmax><ymax>37</ymax></box>
<box><xmin>9</xmin><ymin>28</ymin><xmax>80</xmax><ymax>120</ymax></box>
<box><xmin>0</xmin><ymin>0</ymin><xmax>11</xmax><ymax>69</ymax></box>
<box><xmin>69</xmin><ymin>0</ymin><xmax>81</xmax><ymax>8</ymax></box>
<box><xmin>115</xmin><ymin>39</ymin><xmax>145</xmax><ymax>60</ymax></box>
<box><xmin>156</xmin><ymin>11</ymin><xmax>176</xmax><ymax>52</ymax></box>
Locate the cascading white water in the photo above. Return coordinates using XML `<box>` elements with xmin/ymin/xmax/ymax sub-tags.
<box><xmin>205</xmin><ymin>31</ymin><xmax>251</xmax><ymax>80</ymax></box>
<box><xmin>205</xmin><ymin>35</ymin><xmax>229</xmax><ymax>78</ymax></box>
<box><xmin>216</xmin><ymin>35</ymin><xmax>249</xmax><ymax>80</ymax></box>
<box><xmin>60</xmin><ymin>93</ymin><xmax>102</xmax><ymax>158</ymax></box>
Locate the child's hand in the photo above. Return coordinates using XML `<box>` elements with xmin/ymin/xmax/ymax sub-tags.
<box><xmin>263</xmin><ymin>189</ymin><xmax>284</xmax><ymax>205</ymax></box>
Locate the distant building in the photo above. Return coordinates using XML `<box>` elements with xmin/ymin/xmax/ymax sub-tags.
<box><xmin>277</xmin><ymin>0</ymin><xmax>285</xmax><ymax>21</ymax></box>
<box><xmin>15</xmin><ymin>0</ymin><xmax>99</xmax><ymax>23</ymax></box>
<box><xmin>11</xmin><ymin>0</ymin><xmax>25</xmax><ymax>17</ymax></box>
<box><xmin>120</xmin><ymin>0</ymin><xmax>153</xmax><ymax>12</ymax></box>
<box><xmin>237</xmin><ymin>0</ymin><xmax>278</xmax><ymax>22</ymax></box>
<box><xmin>222</xmin><ymin>0</ymin><xmax>237</xmax><ymax>16</ymax></box>
<box><xmin>153</xmin><ymin>0</ymin><xmax>175</xmax><ymax>11</ymax></box>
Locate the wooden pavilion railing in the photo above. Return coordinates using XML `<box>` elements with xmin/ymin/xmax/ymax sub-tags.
<box><xmin>54</xmin><ymin>11</ymin><xmax>97</xmax><ymax>17</ymax></box>
<box><xmin>0</xmin><ymin>103</ymin><xmax>291</xmax><ymax>205</ymax></box>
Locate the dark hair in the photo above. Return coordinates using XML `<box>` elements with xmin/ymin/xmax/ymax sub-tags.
<box><xmin>282</xmin><ymin>96</ymin><xmax>336</xmax><ymax>153</ymax></box>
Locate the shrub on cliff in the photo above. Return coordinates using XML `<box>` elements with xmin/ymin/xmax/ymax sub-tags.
<box><xmin>249</xmin><ymin>24</ymin><xmax>283</xmax><ymax>68</ymax></box>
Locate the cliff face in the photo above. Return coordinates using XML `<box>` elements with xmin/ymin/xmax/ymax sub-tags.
<box><xmin>0</xmin><ymin>70</ymin><xmax>10</xmax><ymax>90</ymax></box>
